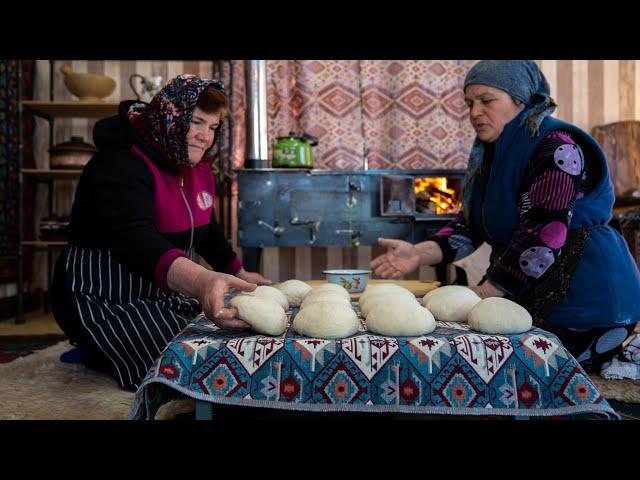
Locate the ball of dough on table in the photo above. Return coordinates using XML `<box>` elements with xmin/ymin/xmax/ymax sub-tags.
<box><xmin>229</xmin><ymin>295</ymin><xmax>287</xmax><ymax>336</ymax></box>
<box><xmin>274</xmin><ymin>279</ymin><xmax>312</xmax><ymax>307</ymax></box>
<box><xmin>309</xmin><ymin>283</ymin><xmax>351</xmax><ymax>300</ymax></box>
<box><xmin>300</xmin><ymin>293</ymin><xmax>352</xmax><ymax>310</ymax></box>
<box><xmin>366</xmin><ymin>298</ymin><xmax>436</xmax><ymax>336</ymax></box>
<box><xmin>359</xmin><ymin>283</ymin><xmax>415</xmax><ymax>302</ymax></box>
<box><xmin>360</xmin><ymin>293</ymin><xmax>419</xmax><ymax>318</ymax></box>
<box><xmin>293</xmin><ymin>302</ymin><xmax>360</xmax><ymax>339</ymax></box>
<box><xmin>359</xmin><ymin>289</ymin><xmax>416</xmax><ymax>317</ymax></box>
<box><xmin>247</xmin><ymin>285</ymin><xmax>289</xmax><ymax>310</ymax></box>
<box><xmin>421</xmin><ymin>285</ymin><xmax>481</xmax><ymax>322</ymax></box>
<box><xmin>467</xmin><ymin>297</ymin><xmax>532</xmax><ymax>334</ymax></box>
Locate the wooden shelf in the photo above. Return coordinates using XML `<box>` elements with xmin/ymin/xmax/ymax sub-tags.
<box><xmin>22</xmin><ymin>100</ymin><xmax>118</xmax><ymax>118</ymax></box>
<box><xmin>22</xmin><ymin>168</ymin><xmax>83</xmax><ymax>180</ymax></box>
<box><xmin>22</xmin><ymin>241</ymin><xmax>68</xmax><ymax>248</ymax></box>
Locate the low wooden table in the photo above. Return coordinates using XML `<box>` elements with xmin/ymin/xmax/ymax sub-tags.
<box><xmin>304</xmin><ymin>279</ymin><xmax>440</xmax><ymax>300</ymax></box>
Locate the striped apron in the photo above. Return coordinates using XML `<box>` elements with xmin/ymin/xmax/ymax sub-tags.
<box><xmin>61</xmin><ymin>244</ymin><xmax>202</xmax><ymax>390</ymax></box>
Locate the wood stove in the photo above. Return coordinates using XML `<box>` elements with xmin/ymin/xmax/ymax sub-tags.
<box><xmin>237</xmin><ymin>168</ymin><xmax>466</xmax><ymax>273</ymax></box>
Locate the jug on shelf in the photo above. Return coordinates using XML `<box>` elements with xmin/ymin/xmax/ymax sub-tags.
<box><xmin>129</xmin><ymin>74</ymin><xmax>163</xmax><ymax>102</ymax></box>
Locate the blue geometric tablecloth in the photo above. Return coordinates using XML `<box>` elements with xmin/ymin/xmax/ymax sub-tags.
<box><xmin>131</xmin><ymin>304</ymin><xmax>618</xmax><ymax>420</ymax></box>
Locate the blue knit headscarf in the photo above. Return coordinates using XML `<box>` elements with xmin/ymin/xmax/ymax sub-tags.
<box><xmin>461</xmin><ymin>60</ymin><xmax>557</xmax><ymax>215</ymax></box>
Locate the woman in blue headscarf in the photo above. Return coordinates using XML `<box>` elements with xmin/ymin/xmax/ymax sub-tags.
<box><xmin>371</xmin><ymin>60</ymin><xmax>640</xmax><ymax>373</ymax></box>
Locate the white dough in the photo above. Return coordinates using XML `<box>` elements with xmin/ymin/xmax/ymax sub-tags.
<box><xmin>229</xmin><ymin>295</ymin><xmax>287</xmax><ymax>336</ymax></box>
<box><xmin>422</xmin><ymin>285</ymin><xmax>481</xmax><ymax>322</ymax></box>
<box><xmin>360</xmin><ymin>293</ymin><xmax>419</xmax><ymax>318</ymax></box>
<box><xmin>300</xmin><ymin>293</ymin><xmax>352</xmax><ymax>310</ymax></box>
<box><xmin>274</xmin><ymin>280</ymin><xmax>312</xmax><ymax>307</ymax></box>
<box><xmin>359</xmin><ymin>289</ymin><xmax>416</xmax><ymax>317</ymax></box>
<box><xmin>467</xmin><ymin>297</ymin><xmax>532</xmax><ymax>334</ymax></box>
<box><xmin>293</xmin><ymin>302</ymin><xmax>360</xmax><ymax>339</ymax></box>
<box><xmin>309</xmin><ymin>283</ymin><xmax>351</xmax><ymax>300</ymax></box>
<box><xmin>359</xmin><ymin>284</ymin><xmax>412</xmax><ymax>304</ymax></box>
<box><xmin>366</xmin><ymin>299</ymin><xmax>436</xmax><ymax>336</ymax></box>
<box><xmin>248</xmin><ymin>285</ymin><xmax>289</xmax><ymax>311</ymax></box>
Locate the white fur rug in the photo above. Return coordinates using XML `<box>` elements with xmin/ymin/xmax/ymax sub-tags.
<box><xmin>0</xmin><ymin>341</ymin><xmax>194</xmax><ymax>420</ymax></box>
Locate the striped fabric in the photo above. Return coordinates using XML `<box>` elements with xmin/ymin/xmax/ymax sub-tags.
<box><xmin>530</xmin><ymin>170</ymin><xmax>575</xmax><ymax>210</ymax></box>
<box><xmin>64</xmin><ymin>245</ymin><xmax>201</xmax><ymax>389</ymax></box>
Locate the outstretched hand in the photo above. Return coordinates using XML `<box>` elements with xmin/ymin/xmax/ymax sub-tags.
<box><xmin>370</xmin><ymin>237</ymin><xmax>421</xmax><ymax>279</ymax></box>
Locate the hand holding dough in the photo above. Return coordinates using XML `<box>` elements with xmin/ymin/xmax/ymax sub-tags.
<box><xmin>229</xmin><ymin>295</ymin><xmax>287</xmax><ymax>336</ymax></box>
<box><xmin>467</xmin><ymin>297</ymin><xmax>532</xmax><ymax>334</ymax></box>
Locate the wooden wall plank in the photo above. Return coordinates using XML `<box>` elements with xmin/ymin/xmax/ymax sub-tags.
<box><xmin>556</xmin><ymin>60</ymin><xmax>573</xmax><ymax>122</ymax></box>
<box><xmin>604</xmin><ymin>60</ymin><xmax>620</xmax><ymax>124</ymax></box>
<box><xmin>311</xmin><ymin>247</ymin><xmax>328</xmax><ymax>280</ymax></box>
<box><xmin>295</xmin><ymin>247</ymin><xmax>313</xmax><ymax>281</ymax></box>
<box><xmin>572</xmin><ymin>60</ymin><xmax>589</xmax><ymax>130</ymax></box>
<box><xmin>588</xmin><ymin>60</ymin><xmax>605</xmax><ymax>130</ymax></box>
<box><xmin>619</xmin><ymin>60</ymin><xmax>635</xmax><ymax>121</ymax></box>
<box><xmin>119</xmin><ymin>61</ymin><xmax>137</xmax><ymax>101</ymax></box>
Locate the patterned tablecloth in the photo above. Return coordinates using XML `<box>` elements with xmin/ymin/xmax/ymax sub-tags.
<box><xmin>131</xmin><ymin>302</ymin><xmax>619</xmax><ymax>420</ymax></box>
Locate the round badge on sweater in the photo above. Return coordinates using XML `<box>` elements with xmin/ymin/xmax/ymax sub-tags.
<box><xmin>197</xmin><ymin>191</ymin><xmax>213</xmax><ymax>210</ymax></box>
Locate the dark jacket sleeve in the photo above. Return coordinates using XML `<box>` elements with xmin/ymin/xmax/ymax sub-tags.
<box><xmin>87</xmin><ymin>151</ymin><xmax>188</xmax><ymax>288</ymax></box>
<box><xmin>195</xmin><ymin>211</ymin><xmax>242</xmax><ymax>274</ymax></box>
<box><xmin>426</xmin><ymin>210</ymin><xmax>485</xmax><ymax>265</ymax></box>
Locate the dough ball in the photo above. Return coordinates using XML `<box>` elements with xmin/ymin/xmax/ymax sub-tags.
<box><xmin>359</xmin><ymin>284</ymin><xmax>411</xmax><ymax>304</ymax></box>
<box><xmin>274</xmin><ymin>280</ymin><xmax>312</xmax><ymax>307</ymax></box>
<box><xmin>422</xmin><ymin>285</ymin><xmax>481</xmax><ymax>322</ymax></box>
<box><xmin>467</xmin><ymin>297</ymin><xmax>532</xmax><ymax>334</ymax></box>
<box><xmin>293</xmin><ymin>302</ymin><xmax>360</xmax><ymax>339</ymax></box>
<box><xmin>309</xmin><ymin>283</ymin><xmax>351</xmax><ymax>300</ymax></box>
<box><xmin>359</xmin><ymin>289</ymin><xmax>416</xmax><ymax>317</ymax></box>
<box><xmin>300</xmin><ymin>293</ymin><xmax>352</xmax><ymax>310</ymax></box>
<box><xmin>229</xmin><ymin>295</ymin><xmax>287</xmax><ymax>336</ymax></box>
<box><xmin>366</xmin><ymin>299</ymin><xmax>436</xmax><ymax>336</ymax></box>
<box><xmin>360</xmin><ymin>293</ymin><xmax>419</xmax><ymax>318</ymax></box>
<box><xmin>248</xmin><ymin>285</ymin><xmax>289</xmax><ymax>310</ymax></box>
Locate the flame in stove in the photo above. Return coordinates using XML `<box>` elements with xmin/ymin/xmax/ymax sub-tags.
<box><xmin>414</xmin><ymin>177</ymin><xmax>461</xmax><ymax>214</ymax></box>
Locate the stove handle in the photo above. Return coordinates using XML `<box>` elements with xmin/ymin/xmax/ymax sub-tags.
<box><xmin>257</xmin><ymin>220</ymin><xmax>284</xmax><ymax>236</ymax></box>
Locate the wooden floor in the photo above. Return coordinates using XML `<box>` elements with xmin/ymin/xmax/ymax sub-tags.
<box><xmin>0</xmin><ymin>310</ymin><xmax>63</xmax><ymax>336</ymax></box>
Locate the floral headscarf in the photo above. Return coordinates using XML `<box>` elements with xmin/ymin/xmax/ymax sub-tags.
<box><xmin>127</xmin><ymin>74</ymin><xmax>226</xmax><ymax>167</ymax></box>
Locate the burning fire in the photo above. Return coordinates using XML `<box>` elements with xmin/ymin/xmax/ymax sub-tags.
<box><xmin>414</xmin><ymin>177</ymin><xmax>461</xmax><ymax>214</ymax></box>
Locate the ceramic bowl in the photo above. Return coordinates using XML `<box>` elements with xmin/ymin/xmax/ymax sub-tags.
<box><xmin>60</xmin><ymin>64</ymin><xmax>116</xmax><ymax>102</ymax></box>
<box><xmin>322</xmin><ymin>269</ymin><xmax>371</xmax><ymax>293</ymax></box>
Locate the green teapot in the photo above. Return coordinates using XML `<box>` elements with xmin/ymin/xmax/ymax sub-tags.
<box><xmin>272</xmin><ymin>132</ymin><xmax>318</xmax><ymax>168</ymax></box>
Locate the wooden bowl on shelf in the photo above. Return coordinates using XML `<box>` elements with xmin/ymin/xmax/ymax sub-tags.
<box><xmin>60</xmin><ymin>64</ymin><xmax>116</xmax><ymax>102</ymax></box>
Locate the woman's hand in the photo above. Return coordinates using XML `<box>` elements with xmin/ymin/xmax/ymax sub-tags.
<box><xmin>468</xmin><ymin>281</ymin><xmax>505</xmax><ymax>299</ymax></box>
<box><xmin>236</xmin><ymin>268</ymin><xmax>273</xmax><ymax>285</ymax></box>
<box><xmin>194</xmin><ymin>270</ymin><xmax>257</xmax><ymax>329</ymax></box>
<box><xmin>370</xmin><ymin>238</ymin><xmax>422</xmax><ymax>278</ymax></box>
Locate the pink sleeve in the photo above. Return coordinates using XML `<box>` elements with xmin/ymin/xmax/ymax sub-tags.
<box><xmin>155</xmin><ymin>248</ymin><xmax>189</xmax><ymax>293</ymax></box>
